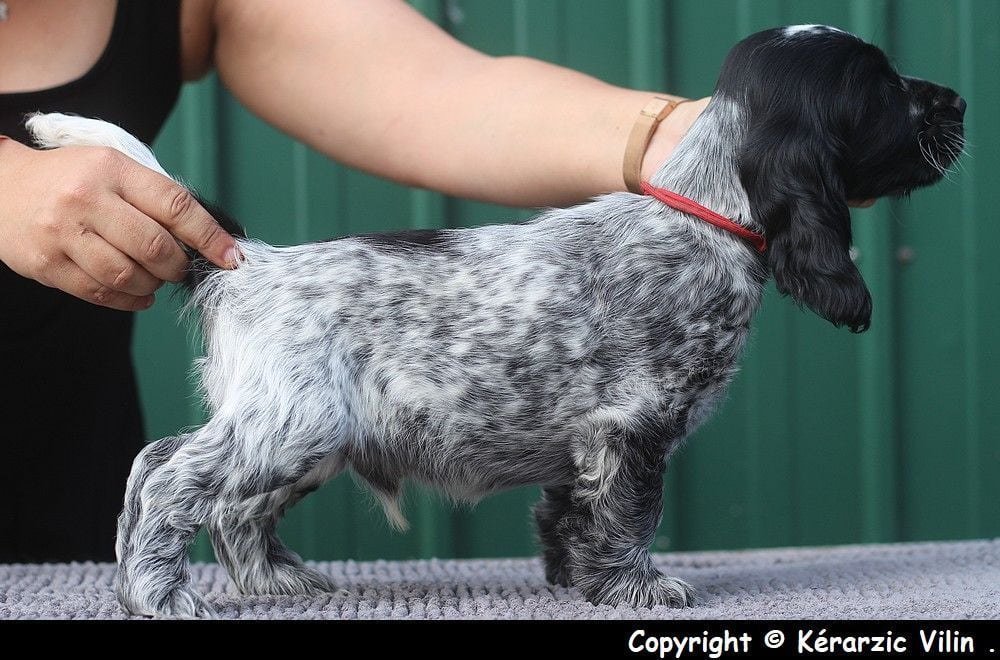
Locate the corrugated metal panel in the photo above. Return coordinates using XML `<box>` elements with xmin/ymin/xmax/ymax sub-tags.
<box><xmin>134</xmin><ymin>0</ymin><xmax>1000</xmax><ymax>562</ymax></box>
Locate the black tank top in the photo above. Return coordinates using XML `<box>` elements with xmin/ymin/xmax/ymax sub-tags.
<box><xmin>0</xmin><ymin>0</ymin><xmax>181</xmax><ymax>561</ymax></box>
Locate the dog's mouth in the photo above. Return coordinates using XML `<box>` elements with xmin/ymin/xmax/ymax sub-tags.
<box><xmin>850</xmin><ymin>118</ymin><xmax>966</xmax><ymax>200</ymax></box>
<box><xmin>917</xmin><ymin>121</ymin><xmax>965</xmax><ymax>179</ymax></box>
<box><xmin>918</xmin><ymin>109</ymin><xmax>966</xmax><ymax>177</ymax></box>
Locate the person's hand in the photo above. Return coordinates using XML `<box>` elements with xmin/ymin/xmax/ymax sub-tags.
<box><xmin>0</xmin><ymin>137</ymin><xmax>238</xmax><ymax>311</ymax></box>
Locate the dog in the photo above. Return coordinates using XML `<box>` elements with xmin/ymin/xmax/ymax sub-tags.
<box><xmin>26</xmin><ymin>24</ymin><xmax>964</xmax><ymax>618</ymax></box>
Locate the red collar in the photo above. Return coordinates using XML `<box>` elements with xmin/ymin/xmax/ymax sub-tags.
<box><xmin>640</xmin><ymin>181</ymin><xmax>767</xmax><ymax>254</ymax></box>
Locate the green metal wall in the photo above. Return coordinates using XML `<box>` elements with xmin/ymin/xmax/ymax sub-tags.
<box><xmin>135</xmin><ymin>0</ymin><xmax>1000</xmax><ymax>562</ymax></box>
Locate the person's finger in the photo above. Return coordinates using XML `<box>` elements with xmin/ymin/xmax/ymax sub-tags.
<box><xmin>89</xmin><ymin>198</ymin><xmax>189</xmax><ymax>282</ymax></box>
<box><xmin>64</xmin><ymin>230</ymin><xmax>163</xmax><ymax>298</ymax></box>
<box><xmin>116</xmin><ymin>162</ymin><xmax>238</xmax><ymax>269</ymax></box>
<box><xmin>36</xmin><ymin>254</ymin><xmax>156</xmax><ymax>312</ymax></box>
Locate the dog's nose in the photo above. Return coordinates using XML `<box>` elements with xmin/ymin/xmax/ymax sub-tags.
<box><xmin>936</xmin><ymin>93</ymin><xmax>966</xmax><ymax>117</ymax></box>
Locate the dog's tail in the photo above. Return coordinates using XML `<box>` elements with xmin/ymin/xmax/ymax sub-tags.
<box><xmin>179</xmin><ymin>198</ymin><xmax>247</xmax><ymax>292</ymax></box>
<box><xmin>23</xmin><ymin>112</ymin><xmax>247</xmax><ymax>294</ymax></box>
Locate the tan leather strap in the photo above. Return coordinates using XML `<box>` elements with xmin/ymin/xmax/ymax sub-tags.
<box><xmin>623</xmin><ymin>97</ymin><xmax>685</xmax><ymax>194</ymax></box>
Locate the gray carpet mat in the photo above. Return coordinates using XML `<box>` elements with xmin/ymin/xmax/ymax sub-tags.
<box><xmin>2</xmin><ymin>540</ymin><xmax>997</xmax><ymax>619</ymax></box>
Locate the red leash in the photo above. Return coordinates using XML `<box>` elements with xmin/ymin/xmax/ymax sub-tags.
<box><xmin>640</xmin><ymin>181</ymin><xmax>767</xmax><ymax>254</ymax></box>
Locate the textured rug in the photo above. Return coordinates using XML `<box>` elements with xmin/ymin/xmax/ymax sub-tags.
<box><xmin>2</xmin><ymin>540</ymin><xmax>998</xmax><ymax>619</ymax></box>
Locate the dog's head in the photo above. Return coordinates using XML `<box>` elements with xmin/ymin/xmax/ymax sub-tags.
<box><xmin>723</xmin><ymin>25</ymin><xmax>965</xmax><ymax>332</ymax></box>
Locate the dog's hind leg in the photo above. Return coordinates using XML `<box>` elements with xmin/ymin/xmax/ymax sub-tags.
<box><xmin>115</xmin><ymin>433</ymin><xmax>193</xmax><ymax>581</ymax></box>
<box><xmin>207</xmin><ymin>453</ymin><xmax>344</xmax><ymax>596</ymax></box>
<box><xmin>534</xmin><ymin>484</ymin><xmax>574</xmax><ymax>587</ymax></box>
<box><xmin>114</xmin><ymin>424</ymin><xmax>232</xmax><ymax>618</ymax></box>
<box><xmin>116</xmin><ymin>418</ymin><xmax>345</xmax><ymax>617</ymax></box>
<box><xmin>562</xmin><ymin>416</ymin><xmax>695</xmax><ymax>608</ymax></box>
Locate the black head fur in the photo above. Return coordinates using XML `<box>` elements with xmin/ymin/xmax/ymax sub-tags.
<box><xmin>723</xmin><ymin>26</ymin><xmax>964</xmax><ymax>332</ymax></box>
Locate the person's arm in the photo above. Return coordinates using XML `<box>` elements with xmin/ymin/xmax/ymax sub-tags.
<box><xmin>212</xmin><ymin>0</ymin><xmax>706</xmax><ymax>207</ymax></box>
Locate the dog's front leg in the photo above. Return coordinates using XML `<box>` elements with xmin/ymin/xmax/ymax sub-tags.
<box><xmin>562</xmin><ymin>418</ymin><xmax>694</xmax><ymax>608</ymax></box>
<box><xmin>534</xmin><ymin>484</ymin><xmax>574</xmax><ymax>586</ymax></box>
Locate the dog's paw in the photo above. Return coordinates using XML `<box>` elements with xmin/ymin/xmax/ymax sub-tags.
<box><xmin>634</xmin><ymin>573</ymin><xmax>697</xmax><ymax>609</ymax></box>
<box><xmin>235</xmin><ymin>563</ymin><xmax>339</xmax><ymax>597</ymax></box>
<box><xmin>543</xmin><ymin>559</ymin><xmax>573</xmax><ymax>588</ymax></box>
<box><xmin>120</xmin><ymin>584</ymin><xmax>217</xmax><ymax>619</ymax></box>
<box><xmin>582</xmin><ymin>568</ymin><xmax>696</xmax><ymax>609</ymax></box>
<box><xmin>161</xmin><ymin>585</ymin><xmax>218</xmax><ymax>619</ymax></box>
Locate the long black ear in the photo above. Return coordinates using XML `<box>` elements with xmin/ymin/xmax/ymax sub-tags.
<box><xmin>740</xmin><ymin>119</ymin><xmax>872</xmax><ymax>333</ymax></box>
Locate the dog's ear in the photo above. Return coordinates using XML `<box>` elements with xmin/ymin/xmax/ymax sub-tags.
<box><xmin>739</xmin><ymin>117</ymin><xmax>872</xmax><ymax>333</ymax></box>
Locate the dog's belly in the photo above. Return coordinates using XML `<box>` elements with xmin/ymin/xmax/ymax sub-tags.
<box><xmin>345</xmin><ymin>428</ymin><xmax>577</xmax><ymax>503</ymax></box>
